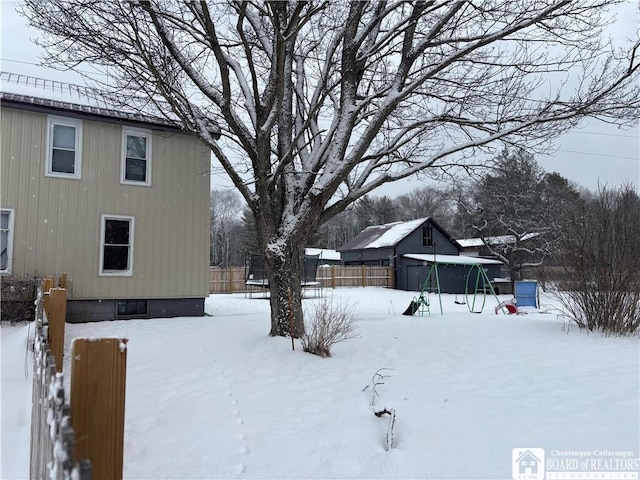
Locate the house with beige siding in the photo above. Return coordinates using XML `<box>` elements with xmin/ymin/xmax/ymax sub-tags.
<box><xmin>0</xmin><ymin>72</ymin><xmax>211</xmax><ymax>321</ymax></box>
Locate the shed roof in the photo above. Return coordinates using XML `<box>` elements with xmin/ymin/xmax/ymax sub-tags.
<box><xmin>0</xmin><ymin>71</ymin><xmax>182</xmax><ymax>129</ymax></box>
<box><xmin>338</xmin><ymin>217</ymin><xmax>428</xmax><ymax>251</ymax></box>
<box><xmin>403</xmin><ymin>254</ymin><xmax>503</xmax><ymax>265</ymax></box>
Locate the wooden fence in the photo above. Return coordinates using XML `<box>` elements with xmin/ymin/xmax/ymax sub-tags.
<box><xmin>209</xmin><ymin>265</ymin><xmax>394</xmax><ymax>293</ymax></box>
<box><xmin>318</xmin><ymin>265</ymin><xmax>395</xmax><ymax>289</ymax></box>
<box><xmin>31</xmin><ymin>275</ymin><xmax>127</xmax><ymax>480</ymax></box>
<box><xmin>30</xmin><ymin>277</ymin><xmax>91</xmax><ymax>480</ymax></box>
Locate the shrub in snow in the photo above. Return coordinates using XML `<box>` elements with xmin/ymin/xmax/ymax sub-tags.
<box><xmin>554</xmin><ymin>185</ymin><xmax>640</xmax><ymax>336</ymax></box>
<box><xmin>301</xmin><ymin>297</ymin><xmax>358</xmax><ymax>357</ymax></box>
<box><xmin>0</xmin><ymin>274</ymin><xmax>39</xmax><ymax>324</ymax></box>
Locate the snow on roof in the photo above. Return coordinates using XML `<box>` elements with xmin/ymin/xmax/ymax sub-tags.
<box><xmin>403</xmin><ymin>253</ymin><xmax>503</xmax><ymax>265</ymax></box>
<box><xmin>305</xmin><ymin>248</ymin><xmax>341</xmax><ymax>261</ymax></box>
<box><xmin>338</xmin><ymin>217</ymin><xmax>428</xmax><ymax>251</ymax></box>
<box><xmin>0</xmin><ymin>71</ymin><xmax>178</xmax><ymax>127</ymax></box>
<box><xmin>456</xmin><ymin>233</ymin><xmax>540</xmax><ymax>249</ymax></box>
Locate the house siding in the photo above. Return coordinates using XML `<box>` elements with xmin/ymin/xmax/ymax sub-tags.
<box><xmin>1</xmin><ymin>107</ymin><xmax>210</xmax><ymax>303</ymax></box>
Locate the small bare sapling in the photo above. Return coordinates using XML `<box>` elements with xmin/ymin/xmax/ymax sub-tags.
<box><xmin>366</xmin><ymin>369</ymin><xmax>397</xmax><ymax>450</ymax></box>
<box><xmin>301</xmin><ymin>296</ymin><xmax>359</xmax><ymax>357</ymax></box>
<box><xmin>369</xmin><ymin>368</ymin><xmax>393</xmax><ymax>407</ymax></box>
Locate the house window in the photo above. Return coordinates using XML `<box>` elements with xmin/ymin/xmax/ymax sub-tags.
<box><xmin>117</xmin><ymin>300</ymin><xmax>148</xmax><ymax>318</ymax></box>
<box><xmin>100</xmin><ymin>215</ymin><xmax>134</xmax><ymax>276</ymax></box>
<box><xmin>46</xmin><ymin>116</ymin><xmax>82</xmax><ymax>178</ymax></box>
<box><xmin>422</xmin><ymin>226</ymin><xmax>433</xmax><ymax>247</ymax></box>
<box><xmin>121</xmin><ymin>128</ymin><xmax>152</xmax><ymax>185</ymax></box>
<box><xmin>1</xmin><ymin>209</ymin><xmax>15</xmax><ymax>273</ymax></box>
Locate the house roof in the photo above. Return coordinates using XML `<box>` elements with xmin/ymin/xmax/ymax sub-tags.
<box><xmin>305</xmin><ymin>248</ymin><xmax>341</xmax><ymax>261</ymax></box>
<box><xmin>403</xmin><ymin>253</ymin><xmax>503</xmax><ymax>265</ymax></box>
<box><xmin>338</xmin><ymin>217</ymin><xmax>428</xmax><ymax>251</ymax></box>
<box><xmin>0</xmin><ymin>71</ymin><xmax>182</xmax><ymax>129</ymax></box>
<box><xmin>338</xmin><ymin>216</ymin><xmax>459</xmax><ymax>252</ymax></box>
<box><xmin>456</xmin><ymin>233</ymin><xmax>540</xmax><ymax>249</ymax></box>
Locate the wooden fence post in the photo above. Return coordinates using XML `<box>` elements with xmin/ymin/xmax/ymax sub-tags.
<box><xmin>361</xmin><ymin>265</ymin><xmax>366</xmax><ymax>287</ymax></box>
<box><xmin>42</xmin><ymin>278</ymin><xmax>54</xmax><ymax>319</ymax></box>
<box><xmin>331</xmin><ymin>266</ymin><xmax>336</xmax><ymax>289</ymax></box>
<box><xmin>48</xmin><ymin>288</ymin><xmax>67</xmax><ymax>372</ymax></box>
<box><xmin>228</xmin><ymin>268</ymin><xmax>233</xmax><ymax>294</ymax></box>
<box><xmin>71</xmin><ymin>338</ymin><xmax>128</xmax><ymax>480</ymax></box>
<box><xmin>42</xmin><ymin>277</ymin><xmax>54</xmax><ymax>293</ymax></box>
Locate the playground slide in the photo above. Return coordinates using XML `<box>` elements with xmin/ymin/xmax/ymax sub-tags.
<box><xmin>402</xmin><ymin>300</ymin><xmax>420</xmax><ymax>316</ymax></box>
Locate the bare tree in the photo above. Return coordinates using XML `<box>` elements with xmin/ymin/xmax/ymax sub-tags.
<box><xmin>22</xmin><ymin>1</ymin><xmax>640</xmax><ymax>337</ymax></box>
<box><xmin>395</xmin><ymin>186</ymin><xmax>457</xmax><ymax>229</ymax></box>
<box><xmin>210</xmin><ymin>189</ymin><xmax>244</xmax><ymax>267</ymax></box>
<box><xmin>316</xmin><ymin>205</ymin><xmax>365</xmax><ymax>251</ymax></box>
<box><xmin>456</xmin><ymin>149</ymin><xmax>581</xmax><ymax>286</ymax></box>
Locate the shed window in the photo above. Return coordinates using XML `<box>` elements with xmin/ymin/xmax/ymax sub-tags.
<box><xmin>422</xmin><ymin>226</ymin><xmax>433</xmax><ymax>247</ymax></box>
<box><xmin>46</xmin><ymin>116</ymin><xmax>82</xmax><ymax>179</ymax></box>
<box><xmin>1</xmin><ymin>209</ymin><xmax>14</xmax><ymax>273</ymax></box>
<box><xmin>121</xmin><ymin>128</ymin><xmax>152</xmax><ymax>185</ymax></box>
<box><xmin>100</xmin><ymin>215</ymin><xmax>134</xmax><ymax>276</ymax></box>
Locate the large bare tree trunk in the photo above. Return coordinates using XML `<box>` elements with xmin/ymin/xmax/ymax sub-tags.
<box><xmin>265</xmin><ymin>242</ymin><xmax>305</xmax><ymax>338</ymax></box>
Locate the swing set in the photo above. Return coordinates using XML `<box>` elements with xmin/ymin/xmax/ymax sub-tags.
<box><xmin>402</xmin><ymin>260</ymin><xmax>505</xmax><ymax>316</ymax></box>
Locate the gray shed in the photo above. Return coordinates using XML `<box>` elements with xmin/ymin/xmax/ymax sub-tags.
<box><xmin>338</xmin><ymin>217</ymin><xmax>505</xmax><ymax>293</ymax></box>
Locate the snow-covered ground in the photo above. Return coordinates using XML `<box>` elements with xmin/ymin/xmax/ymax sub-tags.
<box><xmin>2</xmin><ymin>288</ymin><xmax>639</xmax><ymax>479</ymax></box>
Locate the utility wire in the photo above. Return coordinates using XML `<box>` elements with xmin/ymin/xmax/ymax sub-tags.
<box><xmin>554</xmin><ymin>149</ymin><xmax>639</xmax><ymax>160</ymax></box>
<box><xmin>570</xmin><ymin>130</ymin><xmax>639</xmax><ymax>139</ymax></box>
<box><xmin>1</xmin><ymin>58</ymin><xmax>109</xmax><ymax>76</ymax></box>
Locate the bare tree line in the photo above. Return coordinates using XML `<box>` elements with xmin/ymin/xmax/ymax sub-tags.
<box><xmin>211</xmin><ymin>149</ymin><xmax>583</xmax><ymax>271</ymax></box>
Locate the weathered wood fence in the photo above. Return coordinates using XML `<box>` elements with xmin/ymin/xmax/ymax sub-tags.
<box><xmin>209</xmin><ymin>265</ymin><xmax>394</xmax><ymax>293</ymax></box>
<box><xmin>30</xmin><ymin>276</ymin><xmax>91</xmax><ymax>480</ymax></box>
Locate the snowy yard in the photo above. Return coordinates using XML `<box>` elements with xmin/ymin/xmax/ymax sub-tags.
<box><xmin>2</xmin><ymin>287</ymin><xmax>639</xmax><ymax>479</ymax></box>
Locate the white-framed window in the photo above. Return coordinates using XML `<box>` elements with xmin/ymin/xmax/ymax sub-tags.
<box><xmin>1</xmin><ymin>209</ymin><xmax>15</xmax><ymax>273</ymax></box>
<box><xmin>121</xmin><ymin>128</ymin><xmax>152</xmax><ymax>186</ymax></box>
<box><xmin>99</xmin><ymin>214</ymin><xmax>135</xmax><ymax>276</ymax></box>
<box><xmin>46</xmin><ymin>116</ymin><xmax>82</xmax><ymax>179</ymax></box>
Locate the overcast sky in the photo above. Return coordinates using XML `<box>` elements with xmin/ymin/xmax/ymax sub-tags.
<box><xmin>1</xmin><ymin>1</ymin><xmax>638</xmax><ymax>195</ymax></box>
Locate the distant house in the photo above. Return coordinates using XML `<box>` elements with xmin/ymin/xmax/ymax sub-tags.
<box><xmin>0</xmin><ymin>72</ymin><xmax>212</xmax><ymax>322</ymax></box>
<box><xmin>456</xmin><ymin>233</ymin><xmax>539</xmax><ymax>258</ymax></box>
<box><xmin>305</xmin><ymin>248</ymin><xmax>341</xmax><ymax>266</ymax></box>
<box><xmin>456</xmin><ymin>233</ymin><xmax>542</xmax><ymax>292</ymax></box>
<box><xmin>338</xmin><ymin>217</ymin><xmax>504</xmax><ymax>293</ymax></box>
